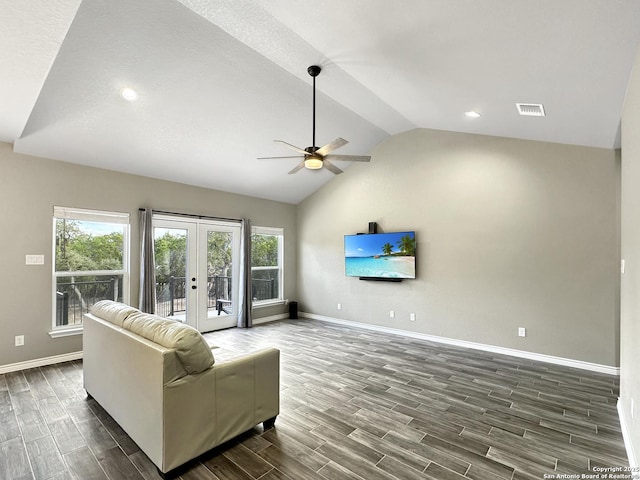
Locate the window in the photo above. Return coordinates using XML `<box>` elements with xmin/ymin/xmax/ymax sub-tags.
<box><xmin>251</xmin><ymin>226</ymin><xmax>284</xmax><ymax>305</ymax></box>
<box><xmin>52</xmin><ymin>207</ymin><xmax>130</xmax><ymax>333</ymax></box>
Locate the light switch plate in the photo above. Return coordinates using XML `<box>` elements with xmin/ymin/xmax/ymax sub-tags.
<box><xmin>26</xmin><ymin>254</ymin><xmax>45</xmax><ymax>265</ymax></box>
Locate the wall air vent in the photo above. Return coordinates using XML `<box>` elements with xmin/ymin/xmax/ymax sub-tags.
<box><xmin>516</xmin><ymin>103</ymin><xmax>545</xmax><ymax>117</ymax></box>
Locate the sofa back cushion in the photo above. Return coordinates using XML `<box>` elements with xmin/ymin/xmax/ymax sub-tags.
<box><xmin>123</xmin><ymin>313</ymin><xmax>215</xmax><ymax>374</ymax></box>
<box><xmin>90</xmin><ymin>300</ymin><xmax>139</xmax><ymax>327</ymax></box>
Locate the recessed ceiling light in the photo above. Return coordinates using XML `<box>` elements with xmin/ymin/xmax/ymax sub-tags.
<box><xmin>120</xmin><ymin>87</ymin><xmax>138</xmax><ymax>101</ymax></box>
<box><xmin>465</xmin><ymin>111</ymin><xmax>481</xmax><ymax>118</ymax></box>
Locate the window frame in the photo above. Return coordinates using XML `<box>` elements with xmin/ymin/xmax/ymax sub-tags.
<box><xmin>251</xmin><ymin>226</ymin><xmax>284</xmax><ymax>306</ymax></box>
<box><xmin>51</xmin><ymin>206</ymin><xmax>130</xmax><ymax>336</ymax></box>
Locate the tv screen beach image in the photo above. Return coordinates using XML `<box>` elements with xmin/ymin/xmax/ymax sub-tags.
<box><xmin>344</xmin><ymin>231</ymin><xmax>416</xmax><ymax>279</ymax></box>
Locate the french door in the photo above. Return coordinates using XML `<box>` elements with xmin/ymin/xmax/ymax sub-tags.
<box><xmin>153</xmin><ymin>215</ymin><xmax>240</xmax><ymax>332</ymax></box>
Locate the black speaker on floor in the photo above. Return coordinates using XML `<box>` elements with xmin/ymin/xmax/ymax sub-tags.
<box><xmin>289</xmin><ymin>301</ymin><xmax>298</xmax><ymax>319</ymax></box>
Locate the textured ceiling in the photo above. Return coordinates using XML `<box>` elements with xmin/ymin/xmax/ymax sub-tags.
<box><xmin>2</xmin><ymin>0</ymin><xmax>640</xmax><ymax>204</ymax></box>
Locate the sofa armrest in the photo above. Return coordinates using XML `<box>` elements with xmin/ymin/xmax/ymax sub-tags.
<box><xmin>161</xmin><ymin>347</ymin><xmax>279</xmax><ymax>472</ymax></box>
<box><xmin>214</xmin><ymin>347</ymin><xmax>280</xmax><ymax>444</ymax></box>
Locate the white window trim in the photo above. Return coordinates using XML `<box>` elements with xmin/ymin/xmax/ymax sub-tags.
<box><xmin>53</xmin><ymin>206</ymin><xmax>130</xmax><ymax>224</ymax></box>
<box><xmin>253</xmin><ymin>299</ymin><xmax>287</xmax><ymax>309</ymax></box>
<box><xmin>51</xmin><ymin>207</ymin><xmax>130</xmax><ymax>334</ymax></box>
<box><xmin>251</xmin><ymin>226</ymin><xmax>284</xmax><ymax>305</ymax></box>
<box><xmin>253</xmin><ymin>226</ymin><xmax>283</xmax><ymax>236</ymax></box>
<box><xmin>49</xmin><ymin>326</ymin><xmax>83</xmax><ymax>338</ymax></box>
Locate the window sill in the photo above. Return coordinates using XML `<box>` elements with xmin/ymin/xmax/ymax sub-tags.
<box><xmin>253</xmin><ymin>300</ymin><xmax>286</xmax><ymax>309</ymax></box>
<box><xmin>49</xmin><ymin>326</ymin><xmax>83</xmax><ymax>338</ymax></box>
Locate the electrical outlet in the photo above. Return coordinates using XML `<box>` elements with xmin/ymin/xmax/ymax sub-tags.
<box><xmin>15</xmin><ymin>335</ymin><xmax>24</xmax><ymax>347</ymax></box>
<box><xmin>389</xmin><ymin>310</ymin><xmax>395</xmax><ymax>318</ymax></box>
<box><xmin>518</xmin><ymin>327</ymin><xmax>526</xmax><ymax>337</ymax></box>
<box><xmin>410</xmin><ymin>313</ymin><xmax>416</xmax><ymax>321</ymax></box>
<box><xmin>337</xmin><ymin>303</ymin><xmax>342</xmax><ymax>310</ymax></box>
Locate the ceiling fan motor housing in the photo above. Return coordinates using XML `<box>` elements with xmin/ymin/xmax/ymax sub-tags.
<box><xmin>304</xmin><ymin>146</ymin><xmax>320</xmax><ymax>154</ymax></box>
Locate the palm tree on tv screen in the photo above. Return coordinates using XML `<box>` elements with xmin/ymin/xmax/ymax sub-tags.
<box><xmin>381</xmin><ymin>242</ymin><xmax>394</xmax><ymax>256</ymax></box>
<box><xmin>398</xmin><ymin>235</ymin><xmax>416</xmax><ymax>256</ymax></box>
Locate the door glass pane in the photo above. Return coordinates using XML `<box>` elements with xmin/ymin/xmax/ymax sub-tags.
<box><xmin>206</xmin><ymin>231</ymin><xmax>233</xmax><ymax>318</ymax></box>
<box><xmin>154</xmin><ymin>227</ymin><xmax>188</xmax><ymax>321</ymax></box>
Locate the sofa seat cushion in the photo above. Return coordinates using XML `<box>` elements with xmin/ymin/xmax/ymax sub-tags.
<box><xmin>90</xmin><ymin>300</ymin><xmax>139</xmax><ymax>327</ymax></box>
<box><xmin>123</xmin><ymin>313</ymin><xmax>215</xmax><ymax>374</ymax></box>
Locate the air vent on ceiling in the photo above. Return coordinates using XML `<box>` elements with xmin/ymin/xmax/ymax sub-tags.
<box><xmin>516</xmin><ymin>103</ymin><xmax>545</xmax><ymax>117</ymax></box>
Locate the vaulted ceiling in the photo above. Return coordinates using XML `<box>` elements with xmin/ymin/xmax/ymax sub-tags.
<box><xmin>2</xmin><ymin>0</ymin><xmax>640</xmax><ymax>204</ymax></box>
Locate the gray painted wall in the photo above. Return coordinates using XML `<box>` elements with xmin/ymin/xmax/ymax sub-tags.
<box><xmin>0</xmin><ymin>142</ymin><xmax>297</xmax><ymax>367</ymax></box>
<box><xmin>297</xmin><ymin>128</ymin><xmax>619</xmax><ymax>367</ymax></box>
<box><xmin>621</xmin><ymin>45</ymin><xmax>640</xmax><ymax>465</ymax></box>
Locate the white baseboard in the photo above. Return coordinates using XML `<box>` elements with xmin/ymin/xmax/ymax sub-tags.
<box><xmin>1</xmin><ymin>314</ymin><xmax>617</xmax><ymax>376</ymax></box>
<box><xmin>0</xmin><ymin>351</ymin><xmax>83</xmax><ymax>375</ymax></box>
<box><xmin>618</xmin><ymin>399</ymin><xmax>639</xmax><ymax>478</ymax></box>
<box><xmin>301</xmin><ymin>312</ymin><xmax>620</xmax><ymax>376</ymax></box>
<box><xmin>253</xmin><ymin>313</ymin><xmax>289</xmax><ymax>325</ymax></box>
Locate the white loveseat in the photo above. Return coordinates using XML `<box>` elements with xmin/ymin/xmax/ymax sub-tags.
<box><xmin>82</xmin><ymin>300</ymin><xmax>280</xmax><ymax>475</ymax></box>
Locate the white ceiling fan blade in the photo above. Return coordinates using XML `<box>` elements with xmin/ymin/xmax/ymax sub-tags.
<box><xmin>257</xmin><ymin>155</ymin><xmax>304</xmax><ymax>160</ymax></box>
<box><xmin>322</xmin><ymin>160</ymin><xmax>343</xmax><ymax>175</ymax></box>
<box><xmin>274</xmin><ymin>140</ymin><xmax>309</xmax><ymax>156</ymax></box>
<box><xmin>316</xmin><ymin>137</ymin><xmax>348</xmax><ymax>156</ymax></box>
<box><xmin>288</xmin><ymin>161</ymin><xmax>306</xmax><ymax>174</ymax></box>
<box><xmin>324</xmin><ymin>154</ymin><xmax>371</xmax><ymax>162</ymax></box>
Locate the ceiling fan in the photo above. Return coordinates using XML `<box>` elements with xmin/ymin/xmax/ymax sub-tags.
<box><xmin>258</xmin><ymin>65</ymin><xmax>371</xmax><ymax>175</ymax></box>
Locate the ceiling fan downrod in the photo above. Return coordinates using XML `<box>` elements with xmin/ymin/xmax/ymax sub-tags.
<box><xmin>307</xmin><ymin>65</ymin><xmax>321</xmax><ymax>154</ymax></box>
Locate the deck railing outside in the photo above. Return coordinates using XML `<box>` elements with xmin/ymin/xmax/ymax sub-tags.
<box><xmin>55</xmin><ymin>275</ymin><xmax>276</xmax><ymax>325</ymax></box>
<box><xmin>55</xmin><ymin>277</ymin><xmax>121</xmax><ymax>326</ymax></box>
<box><xmin>155</xmin><ymin>276</ymin><xmax>276</xmax><ymax>317</ymax></box>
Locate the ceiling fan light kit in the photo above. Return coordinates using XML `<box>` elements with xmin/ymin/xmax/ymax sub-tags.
<box><xmin>304</xmin><ymin>157</ymin><xmax>323</xmax><ymax>169</ymax></box>
<box><xmin>258</xmin><ymin>65</ymin><xmax>371</xmax><ymax>175</ymax></box>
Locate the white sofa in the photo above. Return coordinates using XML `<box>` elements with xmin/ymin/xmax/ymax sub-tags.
<box><xmin>82</xmin><ymin>300</ymin><xmax>280</xmax><ymax>475</ymax></box>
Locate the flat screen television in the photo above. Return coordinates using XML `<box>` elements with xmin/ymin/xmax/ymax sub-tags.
<box><xmin>344</xmin><ymin>231</ymin><xmax>416</xmax><ymax>280</ymax></box>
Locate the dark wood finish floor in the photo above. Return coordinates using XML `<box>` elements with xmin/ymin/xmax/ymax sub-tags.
<box><xmin>0</xmin><ymin>319</ymin><xmax>628</xmax><ymax>480</ymax></box>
